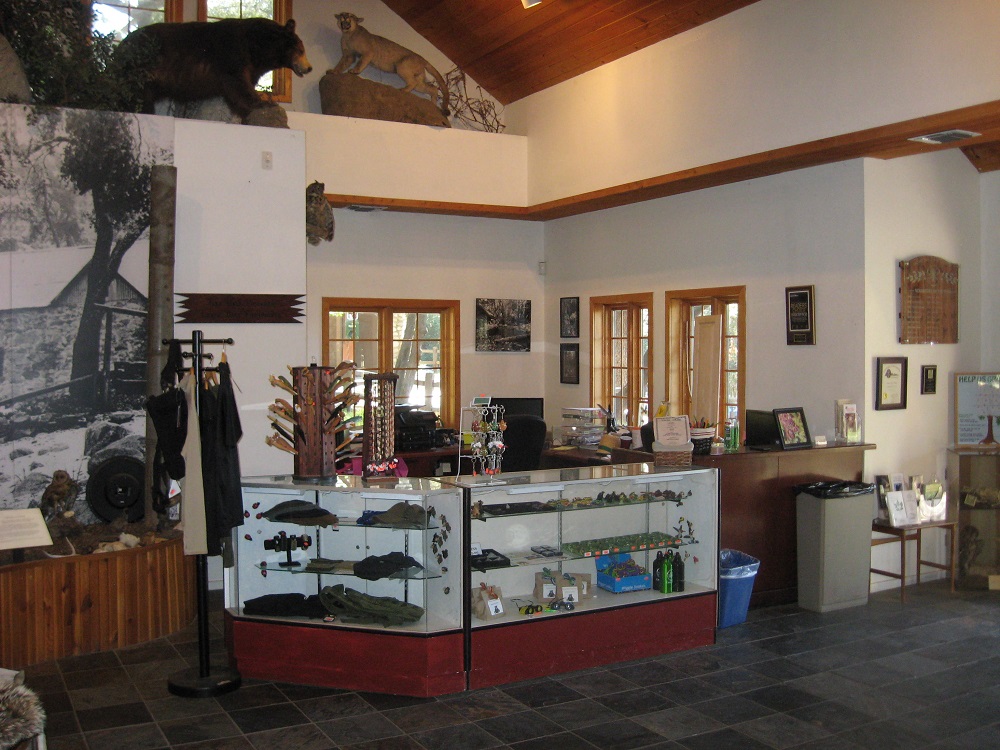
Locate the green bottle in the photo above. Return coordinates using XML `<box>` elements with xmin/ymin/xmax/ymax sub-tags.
<box><xmin>661</xmin><ymin>550</ymin><xmax>673</xmax><ymax>593</ymax></box>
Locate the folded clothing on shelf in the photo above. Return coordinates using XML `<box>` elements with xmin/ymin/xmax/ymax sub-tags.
<box><xmin>356</xmin><ymin>501</ymin><xmax>428</xmax><ymax>529</ymax></box>
<box><xmin>353</xmin><ymin>551</ymin><xmax>424</xmax><ymax>580</ymax></box>
<box><xmin>319</xmin><ymin>584</ymin><xmax>425</xmax><ymax>626</ymax></box>
<box><xmin>243</xmin><ymin>592</ymin><xmax>329</xmax><ymax>618</ymax></box>
<box><xmin>261</xmin><ymin>499</ymin><xmax>340</xmax><ymax>527</ymax></box>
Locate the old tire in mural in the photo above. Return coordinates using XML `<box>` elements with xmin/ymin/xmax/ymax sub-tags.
<box><xmin>87</xmin><ymin>456</ymin><xmax>145</xmax><ymax>522</ymax></box>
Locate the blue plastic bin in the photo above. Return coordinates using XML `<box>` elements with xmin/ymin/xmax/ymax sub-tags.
<box><xmin>718</xmin><ymin>549</ymin><xmax>760</xmax><ymax>628</ymax></box>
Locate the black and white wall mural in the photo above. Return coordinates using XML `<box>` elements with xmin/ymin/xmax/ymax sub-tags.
<box><xmin>0</xmin><ymin>103</ymin><xmax>173</xmax><ymax>523</ymax></box>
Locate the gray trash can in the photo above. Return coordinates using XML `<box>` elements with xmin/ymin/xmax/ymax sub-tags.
<box><xmin>795</xmin><ymin>481</ymin><xmax>876</xmax><ymax>613</ymax></box>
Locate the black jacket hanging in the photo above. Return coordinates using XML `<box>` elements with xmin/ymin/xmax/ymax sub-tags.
<box><xmin>200</xmin><ymin>360</ymin><xmax>244</xmax><ymax>556</ymax></box>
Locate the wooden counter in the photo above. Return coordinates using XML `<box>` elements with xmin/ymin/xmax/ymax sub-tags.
<box><xmin>610</xmin><ymin>444</ymin><xmax>874</xmax><ymax>606</ymax></box>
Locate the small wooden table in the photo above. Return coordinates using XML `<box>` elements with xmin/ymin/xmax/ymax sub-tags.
<box><xmin>870</xmin><ymin>519</ymin><xmax>957</xmax><ymax>602</ymax></box>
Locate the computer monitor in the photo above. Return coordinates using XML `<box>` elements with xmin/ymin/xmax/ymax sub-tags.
<box><xmin>490</xmin><ymin>397</ymin><xmax>544</xmax><ymax>420</ymax></box>
<box><xmin>745</xmin><ymin>409</ymin><xmax>782</xmax><ymax>450</ymax></box>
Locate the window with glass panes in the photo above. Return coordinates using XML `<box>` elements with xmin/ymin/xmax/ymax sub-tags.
<box><xmin>91</xmin><ymin>1</ymin><xmax>181</xmax><ymax>36</ymax></box>
<box><xmin>665</xmin><ymin>287</ymin><xmax>746</xmax><ymax>434</ymax></box>
<box><xmin>199</xmin><ymin>0</ymin><xmax>292</xmax><ymax>101</ymax></box>
<box><xmin>591</xmin><ymin>293</ymin><xmax>652</xmax><ymax>427</ymax></box>
<box><xmin>323</xmin><ymin>299</ymin><xmax>460</xmax><ymax>427</ymax></box>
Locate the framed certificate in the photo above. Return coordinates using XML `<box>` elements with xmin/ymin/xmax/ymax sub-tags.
<box><xmin>875</xmin><ymin>357</ymin><xmax>907</xmax><ymax>410</ymax></box>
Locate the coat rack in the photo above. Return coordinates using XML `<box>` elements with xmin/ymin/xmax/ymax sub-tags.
<box><xmin>165</xmin><ymin>330</ymin><xmax>242</xmax><ymax>698</ymax></box>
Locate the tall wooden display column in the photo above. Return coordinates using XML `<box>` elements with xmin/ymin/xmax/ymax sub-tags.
<box><xmin>267</xmin><ymin>362</ymin><xmax>359</xmax><ymax>479</ymax></box>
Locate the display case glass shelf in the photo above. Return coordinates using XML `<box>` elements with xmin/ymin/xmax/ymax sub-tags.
<box><xmin>444</xmin><ymin>463</ymin><xmax>718</xmax><ymax>630</ymax></box>
<box><xmin>228</xmin><ymin>475</ymin><xmax>463</xmax><ymax>635</ymax></box>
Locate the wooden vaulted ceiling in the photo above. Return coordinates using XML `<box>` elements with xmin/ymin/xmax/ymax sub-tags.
<box><xmin>330</xmin><ymin>1</ymin><xmax>1000</xmax><ymax>219</ymax></box>
<box><xmin>379</xmin><ymin>0</ymin><xmax>761</xmax><ymax>105</ymax></box>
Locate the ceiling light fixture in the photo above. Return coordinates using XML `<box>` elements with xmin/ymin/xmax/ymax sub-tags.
<box><xmin>521</xmin><ymin>0</ymin><xmax>543</xmax><ymax>8</ymax></box>
<box><xmin>907</xmin><ymin>129</ymin><xmax>981</xmax><ymax>145</ymax></box>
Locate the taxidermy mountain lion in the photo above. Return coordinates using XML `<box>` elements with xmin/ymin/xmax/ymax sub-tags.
<box><xmin>331</xmin><ymin>12</ymin><xmax>450</xmax><ymax>117</ymax></box>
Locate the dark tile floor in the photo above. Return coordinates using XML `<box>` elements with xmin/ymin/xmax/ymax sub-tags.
<box><xmin>22</xmin><ymin>581</ymin><xmax>1000</xmax><ymax>750</ymax></box>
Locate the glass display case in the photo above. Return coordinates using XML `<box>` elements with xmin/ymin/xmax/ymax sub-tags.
<box><xmin>444</xmin><ymin>463</ymin><xmax>719</xmax><ymax>688</ymax></box>
<box><xmin>228</xmin><ymin>474</ymin><xmax>463</xmax><ymax>632</ymax></box>
<box><xmin>226</xmin><ymin>475</ymin><xmax>466</xmax><ymax>696</ymax></box>
<box><xmin>225</xmin><ymin>464</ymin><xmax>719</xmax><ymax>695</ymax></box>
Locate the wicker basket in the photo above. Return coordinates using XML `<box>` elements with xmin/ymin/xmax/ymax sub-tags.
<box><xmin>690</xmin><ymin>428</ymin><xmax>716</xmax><ymax>456</ymax></box>
<box><xmin>654</xmin><ymin>450</ymin><xmax>693</xmax><ymax>466</ymax></box>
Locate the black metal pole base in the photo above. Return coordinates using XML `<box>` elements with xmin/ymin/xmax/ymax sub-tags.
<box><xmin>167</xmin><ymin>666</ymin><xmax>242</xmax><ymax>698</ymax></box>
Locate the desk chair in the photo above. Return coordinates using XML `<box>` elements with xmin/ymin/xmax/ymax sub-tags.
<box><xmin>502</xmin><ymin>415</ymin><xmax>547</xmax><ymax>472</ymax></box>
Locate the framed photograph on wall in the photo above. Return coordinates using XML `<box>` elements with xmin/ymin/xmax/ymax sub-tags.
<box><xmin>785</xmin><ymin>285</ymin><xmax>815</xmax><ymax>345</ymax></box>
<box><xmin>875</xmin><ymin>357</ymin><xmax>908</xmax><ymax>410</ymax></box>
<box><xmin>773</xmin><ymin>407</ymin><xmax>812</xmax><ymax>449</ymax></box>
<box><xmin>560</xmin><ymin>297</ymin><xmax>580</xmax><ymax>338</ymax></box>
<box><xmin>475</xmin><ymin>298</ymin><xmax>531</xmax><ymax>352</ymax></box>
<box><xmin>560</xmin><ymin>343</ymin><xmax>580</xmax><ymax>384</ymax></box>
<box><xmin>921</xmin><ymin>365</ymin><xmax>937</xmax><ymax>395</ymax></box>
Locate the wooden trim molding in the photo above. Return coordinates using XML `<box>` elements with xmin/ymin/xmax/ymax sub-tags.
<box><xmin>326</xmin><ymin>99</ymin><xmax>1000</xmax><ymax>222</ymax></box>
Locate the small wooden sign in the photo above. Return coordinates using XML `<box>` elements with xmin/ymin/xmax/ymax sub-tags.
<box><xmin>177</xmin><ymin>293</ymin><xmax>304</xmax><ymax>324</ymax></box>
<box><xmin>899</xmin><ymin>256</ymin><xmax>958</xmax><ymax>344</ymax></box>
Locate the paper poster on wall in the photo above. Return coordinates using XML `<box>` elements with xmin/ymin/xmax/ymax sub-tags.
<box><xmin>954</xmin><ymin>372</ymin><xmax>1000</xmax><ymax>447</ymax></box>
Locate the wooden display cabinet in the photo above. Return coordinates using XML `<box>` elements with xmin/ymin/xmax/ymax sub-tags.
<box><xmin>948</xmin><ymin>449</ymin><xmax>1000</xmax><ymax>589</ymax></box>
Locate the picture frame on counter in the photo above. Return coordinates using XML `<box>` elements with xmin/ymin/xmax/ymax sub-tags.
<box><xmin>875</xmin><ymin>356</ymin><xmax>908</xmax><ymax>410</ymax></box>
<box><xmin>773</xmin><ymin>407</ymin><xmax>812</xmax><ymax>449</ymax></box>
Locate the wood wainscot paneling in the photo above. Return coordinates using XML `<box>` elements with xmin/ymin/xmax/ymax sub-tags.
<box><xmin>0</xmin><ymin>537</ymin><xmax>196</xmax><ymax>669</ymax></box>
<box><xmin>612</xmin><ymin>445</ymin><xmax>873</xmax><ymax>607</ymax></box>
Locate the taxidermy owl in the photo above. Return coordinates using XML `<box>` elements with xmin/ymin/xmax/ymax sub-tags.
<box><xmin>306</xmin><ymin>181</ymin><xmax>335</xmax><ymax>245</ymax></box>
<box><xmin>40</xmin><ymin>470</ymin><xmax>80</xmax><ymax>519</ymax></box>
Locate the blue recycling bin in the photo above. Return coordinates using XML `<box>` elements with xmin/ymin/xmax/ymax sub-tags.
<box><xmin>718</xmin><ymin>549</ymin><xmax>760</xmax><ymax>628</ymax></box>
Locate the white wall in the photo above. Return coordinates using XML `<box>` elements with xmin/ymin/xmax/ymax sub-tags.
<box><xmin>542</xmin><ymin>160</ymin><xmax>867</xmax><ymax>441</ymax></box>
<box><xmin>981</xmin><ymin>172</ymin><xmax>1000</xmax><ymax>371</ymax></box>
<box><xmin>305</xmin><ymin>209</ymin><xmax>547</xmax><ymax>417</ymax></box>
<box><xmin>861</xmin><ymin>150</ymin><xmax>983</xmax><ymax>589</ymax></box>
<box><xmin>173</xmin><ymin>119</ymin><xmax>307</xmax><ymax>479</ymax></box>
<box><xmin>506</xmin><ymin>0</ymin><xmax>1000</xmax><ymax>204</ymax></box>
<box><xmin>862</xmin><ymin>151</ymin><xmax>983</xmax><ymax>482</ymax></box>
<box><xmin>286</xmin><ymin>111</ymin><xmax>528</xmax><ymax>206</ymax></box>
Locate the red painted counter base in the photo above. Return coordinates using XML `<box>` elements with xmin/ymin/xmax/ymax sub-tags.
<box><xmin>225</xmin><ymin>591</ymin><xmax>716</xmax><ymax>696</ymax></box>
<box><xmin>226</xmin><ymin>614</ymin><xmax>466</xmax><ymax>697</ymax></box>
<box><xmin>470</xmin><ymin>592</ymin><xmax>717</xmax><ymax>689</ymax></box>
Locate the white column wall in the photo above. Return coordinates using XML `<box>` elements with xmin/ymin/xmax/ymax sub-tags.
<box><xmin>862</xmin><ymin>150</ymin><xmax>983</xmax><ymax>589</ymax></box>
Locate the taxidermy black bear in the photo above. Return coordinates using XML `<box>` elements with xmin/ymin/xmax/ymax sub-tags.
<box><xmin>113</xmin><ymin>18</ymin><xmax>312</xmax><ymax>117</ymax></box>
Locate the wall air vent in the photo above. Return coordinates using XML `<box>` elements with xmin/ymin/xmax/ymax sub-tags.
<box><xmin>345</xmin><ymin>205</ymin><xmax>386</xmax><ymax>212</ymax></box>
<box><xmin>908</xmin><ymin>129</ymin><xmax>981</xmax><ymax>145</ymax></box>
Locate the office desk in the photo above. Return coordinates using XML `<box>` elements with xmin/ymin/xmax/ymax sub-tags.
<box><xmin>397</xmin><ymin>446</ymin><xmax>462</xmax><ymax>477</ymax></box>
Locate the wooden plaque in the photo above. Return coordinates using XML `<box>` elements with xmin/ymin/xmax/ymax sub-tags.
<box><xmin>898</xmin><ymin>256</ymin><xmax>958</xmax><ymax>344</ymax></box>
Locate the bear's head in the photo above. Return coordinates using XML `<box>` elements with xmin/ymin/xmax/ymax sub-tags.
<box><xmin>283</xmin><ymin>19</ymin><xmax>312</xmax><ymax>77</ymax></box>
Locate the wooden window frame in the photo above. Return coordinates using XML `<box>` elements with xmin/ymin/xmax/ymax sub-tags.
<box><xmin>665</xmin><ymin>286</ymin><xmax>746</xmax><ymax>433</ymax></box>
<box><xmin>88</xmin><ymin>1</ymin><xmax>184</xmax><ymax>26</ymax></box>
<box><xmin>198</xmin><ymin>0</ymin><xmax>293</xmax><ymax>102</ymax></box>
<box><xmin>322</xmin><ymin>297</ymin><xmax>461</xmax><ymax>428</ymax></box>
<box><xmin>590</xmin><ymin>292</ymin><xmax>653</xmax><ymax>427</ymax></box>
